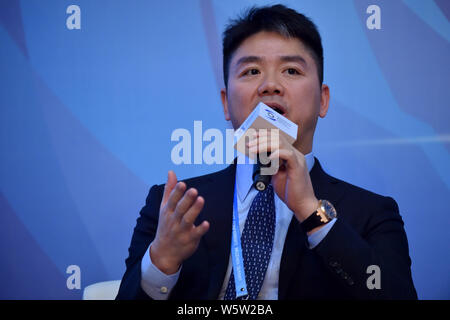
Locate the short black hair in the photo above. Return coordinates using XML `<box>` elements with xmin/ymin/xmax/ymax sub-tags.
<box><xmin>222</xmin><ymin>4</ymin><xmax>323</xmax><ymax>88</ymax></box>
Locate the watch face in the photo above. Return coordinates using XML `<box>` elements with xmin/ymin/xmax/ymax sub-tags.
<box><xmin>320</xmin><ymin>200</ymin><xmax>337</xmax><ymax>219</ymax></box>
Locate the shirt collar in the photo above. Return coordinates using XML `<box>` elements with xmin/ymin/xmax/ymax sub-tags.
<box><xmin>236</xmin><ymin>152</ymin><xmax>315</xmax><ymax>203</ymax></box>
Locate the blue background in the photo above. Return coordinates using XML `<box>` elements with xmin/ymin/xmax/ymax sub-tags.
<box><xmin>1</xmin><ymin>0</ymin><xmax>449</xmax><ymax>299</ymax></box>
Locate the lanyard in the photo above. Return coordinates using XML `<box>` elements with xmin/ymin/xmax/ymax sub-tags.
<box><xmin>230</xmin><ymin>181</ymin><xmax>249</xmax><ymax>299</ymax></box>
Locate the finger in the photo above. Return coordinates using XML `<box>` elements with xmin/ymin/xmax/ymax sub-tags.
<box><xmin>248</xmin><ymin>140</ymin><xmax>279</xmax><ymax>155</ymax></box>
<box><xmin>269</xmin><ymin>149</ymin><xmax>299</xmax><ymax>170</ymax></box>
<box><xmin>173</xmin><ymin>188</ymin><xmax>198</xmax><ymax>220</ymax></box>
<box><xmin>161</xmin><ymin>171</ymin><xmax>178</xmax><ymax>208</ymax></box>
<box><xmin>180</xmin><ymin>196</ymin><xmax>205</xmax><ymax>228</ymax></box>
<box><xmin>255</xmin><ymin>128</ymin><xmax>270</xmax><ymax>138</ymax></box>
<box><xmin>267</xmin><ymin>132</ymin><xmax>284</xmax><ymax>150</ymax></box>
<box><xmin>247</xmin><ymin>135</ymin><xmax>268</xmax><ymax>148</ymax></box>
<box><xmin>192</xmin><ymin>220</ymin><xmax>210</xmax><ymax>239</ymax></box>
<box><xmin>246</xmin><ymin>134</ymin><xmax>260</xmax><ymax>148</ymax></box>
<box><xmin>166</xmin><ymin>181</ymin><xmax>187</xmax><ymax>212</ymax></box>
<box><xmin>248</xmin><ymin>133</ymin><xmax>285</xmax><ymax>152</ymax></box>
<box><xmin>246</xmin><ymin>130</ymin><xmax>257</xmax><ymax>140</ymax></box>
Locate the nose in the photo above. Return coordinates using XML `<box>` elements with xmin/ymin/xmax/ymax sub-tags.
<box><xmin>257</xmin><ymin>73</ymin><xmax>284</xmax><ymax>96</ymax></box>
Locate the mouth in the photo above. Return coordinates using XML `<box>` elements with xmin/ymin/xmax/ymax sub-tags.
<box><xmin>263</xmin><ymin>102</ymin><xmax>287</xmax><ymax>116</ymax></box>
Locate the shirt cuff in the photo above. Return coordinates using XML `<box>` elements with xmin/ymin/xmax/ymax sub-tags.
<box><xmin>140</xmin><ymin>243</ymin><xmax>181</xmax><ymax>300</ymax></box>
<box><xmin>307</xmin><ymin>218</ymin><xmax>337</xmax><ymax>249</ymax></box>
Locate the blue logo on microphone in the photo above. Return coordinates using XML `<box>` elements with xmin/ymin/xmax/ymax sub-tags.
<box><xmin>265</xmin><ymin>109</ymin><xmax>276</xmax><ymax>121</ymax></box>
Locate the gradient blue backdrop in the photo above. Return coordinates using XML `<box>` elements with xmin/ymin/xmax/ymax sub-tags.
<box><xmin>1</xmin><ymin>0</ymin><xmax>449</xmax><ymax>299</ymax></box>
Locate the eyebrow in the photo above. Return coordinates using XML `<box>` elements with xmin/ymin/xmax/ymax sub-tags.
<box><xmin>235</xmin><ymin>55</ymin><xmax>261</xmax><ymax>67</ymax></box>
<box><xmin>234</xmin><ymin>55</ymin><xmax>307</xmax><ymax>68</ymax></box>
<box><xmin>280</xmin><ymin>55</ymin><xmax>307</xmax><ymax>65</ymax></box>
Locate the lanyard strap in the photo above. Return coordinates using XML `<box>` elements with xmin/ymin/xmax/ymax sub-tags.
<box><xmin>230</xmin><ymin>182</ymin><xmax>249</xmax><ymax>299</ymax></box>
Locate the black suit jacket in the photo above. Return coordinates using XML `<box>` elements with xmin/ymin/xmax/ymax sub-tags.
<box><xmin>117</xmin><ymin>159</ymin><xmax>417</xmax><ymax>300</ymax></box>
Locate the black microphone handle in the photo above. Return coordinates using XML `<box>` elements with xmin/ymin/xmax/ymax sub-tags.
<box><xmin>252</xmin><ymin>153</ymin><xmax>272</xmax><ymax>191</ymax></box>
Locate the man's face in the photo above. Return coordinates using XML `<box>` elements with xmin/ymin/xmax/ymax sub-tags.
<box><xmin>221</xmin><ymin>31</ymin><xmax>330</xmax><ymax>154</ymax></box>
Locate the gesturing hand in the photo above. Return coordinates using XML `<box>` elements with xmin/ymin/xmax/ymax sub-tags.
<box><xmin>150</xmin><ymin>171</ymin><xmax>210</xmax><ymax>275</ymax></box>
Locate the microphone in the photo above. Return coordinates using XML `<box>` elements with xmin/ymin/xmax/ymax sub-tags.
<box><xmin>252</xmin><ymin>153</ymin><xmax>272</xmax><ymax>191</ymax></box>
<box><xmin>233</xmin><ymin>102</ymin><xmax>298</xmax><ymax>191</ymax></box>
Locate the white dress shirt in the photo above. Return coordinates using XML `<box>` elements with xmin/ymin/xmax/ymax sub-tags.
<box><xmin>140</xmin><ymin>152</ymin><xmax>336</xmax><ymax>299</ymax></box>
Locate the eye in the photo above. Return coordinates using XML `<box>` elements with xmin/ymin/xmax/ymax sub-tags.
<box><xmin>285</xmin><ymin>68</ymin><xmax>301</xmax><ymax>75</ymax></box>
<box><xmin>243</xmin><ymin>68</ymin><xmax>260</xmax><ymax>76</ymax></box>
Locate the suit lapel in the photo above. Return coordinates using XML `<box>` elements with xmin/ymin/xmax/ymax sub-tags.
<box><xmin>197</xmin><ymin>163</ymin><xmax>236</xmax><ymax>299</ymax></box>
<box><xmin>278</xmin><ymin>158</ymin><xmax>345</xmax><ymax>299</ymax></box>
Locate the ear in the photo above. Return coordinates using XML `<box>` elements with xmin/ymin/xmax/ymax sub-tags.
<box><xmin>221</xmin><ymin>88</ymin><xmax>231</xmax><ymax>121</ymax></box>
<box><xmin>319</xmin><ymin>84</ymin><xmax>330</xmax><ymax>118</ymax></box>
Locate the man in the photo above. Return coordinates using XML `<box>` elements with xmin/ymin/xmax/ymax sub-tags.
<box><xmin>117</xmin><ymin>4</ymin><xmax>417</xmax><ymax>300</ymax></box>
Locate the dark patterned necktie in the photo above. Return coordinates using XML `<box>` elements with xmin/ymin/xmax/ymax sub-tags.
<box><xmin>224</xmin><ymin>184</ymin><xmax>276</xmax><ymax>300</ymax></box>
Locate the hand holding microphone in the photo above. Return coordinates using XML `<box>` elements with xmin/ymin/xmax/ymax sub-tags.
<box><xmin>234</xmin><ymin>102</ymin><xmax>297</xmax><ymax>192</ymax></box>
<box><xmin>236</xmin><ymin>103</ymin><xmax>320</xmax><ymax>223</ymax></box>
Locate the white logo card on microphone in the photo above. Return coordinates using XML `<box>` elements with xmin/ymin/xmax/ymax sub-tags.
<box><xmin>233</xmin><ymin>102</ymin><xmax>298</xmax><ymax>159</ymax></box>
